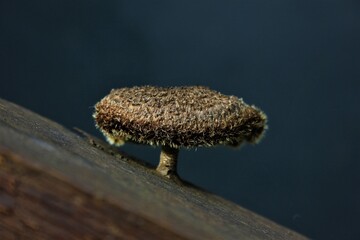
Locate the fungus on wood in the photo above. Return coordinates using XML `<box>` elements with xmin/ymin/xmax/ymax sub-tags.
<box><xmin>93</xmin><ymin>86</ymin><xmax>267</xmax><ymax>178</ymax></box>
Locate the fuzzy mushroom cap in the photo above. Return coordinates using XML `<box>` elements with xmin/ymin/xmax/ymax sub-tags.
<box><xmin>94</xmin><ymin>86</ymin><xmax>267</xmax><ymax>148</ymax></box>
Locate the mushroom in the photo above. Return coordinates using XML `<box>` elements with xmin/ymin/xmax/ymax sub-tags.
<box><xmin>93</xmin><ymin>86</ymin><xmax>267</xmax><ymax>178</ymax></box>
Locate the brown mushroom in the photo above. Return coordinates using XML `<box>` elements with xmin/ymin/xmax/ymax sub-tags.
<box><xmin>93</xmin><ymin>86</ymin><xmax>267</xmax><ymax>178</ymax></box>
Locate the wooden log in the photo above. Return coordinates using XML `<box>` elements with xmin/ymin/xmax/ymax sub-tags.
<box><xmin>0</xmin><ymin>98</ymin><xmax>308</xmax><ymax>240</ymax></box>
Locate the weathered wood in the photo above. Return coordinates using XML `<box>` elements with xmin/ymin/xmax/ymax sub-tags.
<box><xmin>0</xmin><ymin>98</ymin><xmax>308</xmax><ymax>240</ymax></box>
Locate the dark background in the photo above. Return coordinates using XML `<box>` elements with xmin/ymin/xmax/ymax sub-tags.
<box><xmin>1</xmin><ymin>1</ymin><xmax>359</xmax><ymax>239</ymax></box>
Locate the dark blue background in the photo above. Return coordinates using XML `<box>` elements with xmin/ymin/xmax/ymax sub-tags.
<box><xmin>1</xmin><ymin>1</ymin><xmax>359</xmax><ymax>239</ymax></box>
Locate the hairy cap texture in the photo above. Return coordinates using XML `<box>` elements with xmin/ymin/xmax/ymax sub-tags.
<box><xmin>94</xmin><ymin>86</ymin><xmax>267</xmax><ymax>148</ymax></box>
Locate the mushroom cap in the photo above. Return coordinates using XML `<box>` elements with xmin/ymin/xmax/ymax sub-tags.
<box><xmin>94</xmin><ymin>86</ymin><xmax>267</xmax><ymax>148</ymax></box>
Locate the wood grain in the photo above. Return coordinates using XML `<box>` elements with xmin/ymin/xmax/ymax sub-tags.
<box><xmin>0</xmin><ymin>98</ymin><xmax>308</xmax><ymax>240</ymax></box>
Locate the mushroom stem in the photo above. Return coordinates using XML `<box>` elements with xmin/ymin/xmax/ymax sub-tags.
<box><xmin>157</xmin><ymin>145</ymin><xmax>179</xmax><ymax>178</ymax></box>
